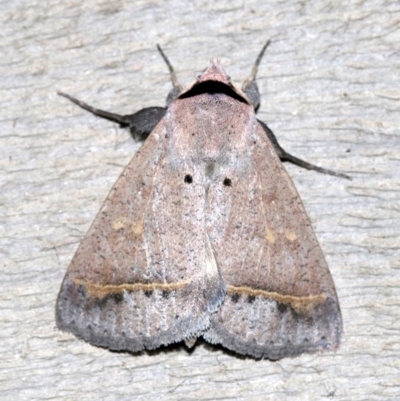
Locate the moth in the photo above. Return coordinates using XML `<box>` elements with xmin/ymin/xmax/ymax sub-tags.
<box><xmin>57</xmin><ymin>41</ymin><xmax>345</xmax><ymax>360</ymax></box>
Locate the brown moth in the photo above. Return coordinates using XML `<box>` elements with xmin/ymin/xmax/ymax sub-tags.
<box><xmin>56</xmin><ymin>41</ymin><xmax>346</xmax><ymax>360</ymax></box>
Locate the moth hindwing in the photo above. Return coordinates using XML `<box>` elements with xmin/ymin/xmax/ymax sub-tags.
<box><xmin>57</xmin><ymin>41</ymin><xmax>343</xmax><ymax>359</ymax></box>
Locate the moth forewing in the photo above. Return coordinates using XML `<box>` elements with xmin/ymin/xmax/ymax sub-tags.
<box><xmin>203</xmin><ymin>121</ymin><xmax>342</xmax><ymax>359</ymax></box>
<box><xmin>56</xmin><ymin>106</ymin><xmax>226</xmax><ymax>352</ymax></box>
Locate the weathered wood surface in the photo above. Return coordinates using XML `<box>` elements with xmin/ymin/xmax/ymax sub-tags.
<box><xmin>1</xmin><ymin>1</ymin><xmax>399</xmax><ymax>400</ymax></box>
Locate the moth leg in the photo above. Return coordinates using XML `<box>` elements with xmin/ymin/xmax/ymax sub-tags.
<box><xmin>58</xmin><ymin>91</ymin><xmax>166</xmax><ymax>141</ymax></box>
<box><xmin>258</xmin><ymin>119</ymin><xmax>351</xmax><ymax>180</ymax></box>
<box><xmin>157</xmin><ymin>44</ymin><xmax>183</xmax><ymax>106</ymax></box>
<box><xmin>246</xmin><ymin>41</ymin><xmax>350</xmax><ymax>179</ymax></box>
<box><xmin>242</xmin><ymin>40</ymin><xmax>271</xmax><ymax>111</ymax></box>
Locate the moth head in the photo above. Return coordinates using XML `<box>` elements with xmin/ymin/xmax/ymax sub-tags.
<box><xmin>197</xmin><ymin>61</ymin><xmax>231</xmax><ymax>85</ymax></box>
<box><xmin>179</xmin><ymin>62</ymin><xmax>252</xmax><ymax>106</ymax></box>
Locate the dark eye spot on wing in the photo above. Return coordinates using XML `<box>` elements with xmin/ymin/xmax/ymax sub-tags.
<box><xmin>223</xmin><ymin>177</ymin><xmax>232</xmax><ymax>186</ymax></box>
<box><xmin>184</xmin><ymin>174</ymin><xmax>193</xmax><ymax>184</ymax></box>
<box><xmin>247</xmin><ymin>295</ymin><xmax>256</xmax><ymax>304</ymax></box>
<box><xmin>94</xmin><ymin>292</ymin><xmax>124</xmax><ymax>307</ymax></box>
<box><xmin>278</xmin><ymin>303</ymin><xmax>288</xmax><ymax>313</ymax></box>
<box><xmin>230</xmin><ymin>293</ymin><xmax>240</xmax><ymax>303</ymax></box>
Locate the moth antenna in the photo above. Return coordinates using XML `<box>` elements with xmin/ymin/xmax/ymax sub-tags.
<box><xmin>242</xmin><ymin>40</ymin><xmax>271</xmax><ymax>90</ymax></box>
<box><xmin>157</xmin><ymin>44</ymin><xmax>182</xmax><ymax>90</ymax></box>
<box><xmin>57</xmin><ymin>91</ymin><xmax>130</xmax><ymax>124</ymax></box>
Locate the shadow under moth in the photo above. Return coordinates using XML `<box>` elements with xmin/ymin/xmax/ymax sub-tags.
<box><xmin>56</xmin><ymin>41</ymin><xmax>346</xmax><ymax>360</ymax></box>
